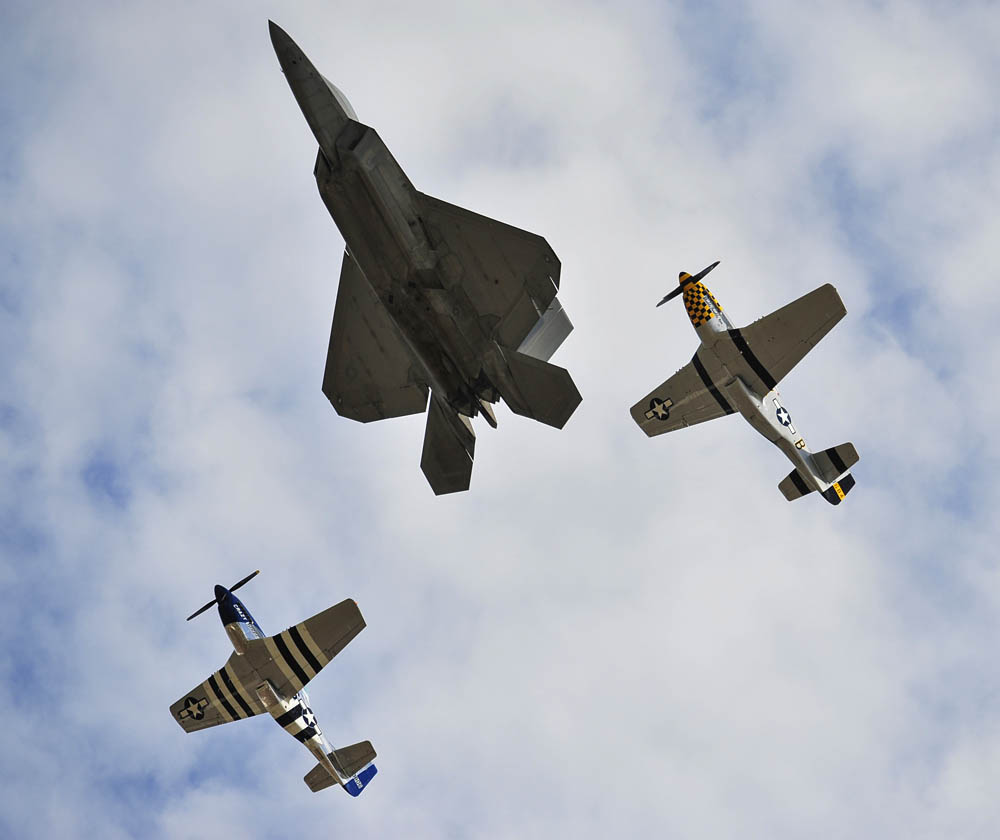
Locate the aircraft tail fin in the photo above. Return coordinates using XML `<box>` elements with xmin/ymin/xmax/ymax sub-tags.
<box><xmin>420</xmin><ymin>394</ymin><xmax>476</xmax><ymax>495</ymax></box>
<box><xmin>810</xmin><ymin>442</ymin><xmax>859</xmax><ymax>484</ymax></box>
<box><xmin>332</xmin><ymin>740</ymin><xmax>377</xmax><ymax>777</ymax></box>
<box><xmin>484</xmin><ymin>346</ymin><xmax>582</xmax><ymax>429</ymax></box>
<box><xmin>778</xmin><ymin>468</ymin><xmax>815</xmax><ymax>502</ymax></box>
<box><xmin>303</xmin><ymin>741</ymin><xmax>378</xmax><ymax>794</ymax></box>
<box><xmin>820</xmin><ymin>472</ymin><xmax>856</xmax><ymax>505</ymax></box>
<box><xmin>304</xmin><ymin>761</ymin><xmax>338</xmax><ymax>793</ymax></box>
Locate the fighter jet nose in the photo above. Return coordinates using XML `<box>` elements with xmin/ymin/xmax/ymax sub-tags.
<box><xmin>214</xmin><ymin>584</ymin><xmax>228</xmax><ymax>601</ymax></box>
<box><xmin>268</xmin><ymin>20</ymin><xmax>297</xmax><ymax>59</ymax></box>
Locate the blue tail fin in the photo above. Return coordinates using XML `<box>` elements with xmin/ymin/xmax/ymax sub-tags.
<box><xmin>344</xmin><ymin>763</ymin><xmax>377</xmax><ymax>797</ymax></box>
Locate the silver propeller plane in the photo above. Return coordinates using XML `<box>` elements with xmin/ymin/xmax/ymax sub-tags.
<box><xmin>630</xmin><ymin>262</ymin><xmax>858</xmax><ymax>504</ymax></box>
<box><xmin>170</xmin><ymin>571</ymin><xmax>378</xmax><ymax>796</ymax></box>
<box><xmin>269</xmin><ymin>21</ymin><xmax>582</xmax><ymax>494</ymax></box>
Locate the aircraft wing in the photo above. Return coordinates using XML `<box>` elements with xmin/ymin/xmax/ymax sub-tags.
<box><xmin>415</xmin><ymin>192</ymin><xmax>563</xmax><ymax>351</ymax></box>
<box><xmin>243</xmin><ymin>598</ymin><xmax>367</xmax><ymax>698</ymax></box>
<box><xmin>630</xmin><ymin>352</ymin><xmax>736</xmax><ymax>436</ymax></box>
<box><xmin>323</xmin><ymin>250</ymin><xmax>429</xmax><ymax>422</ymax></box>
<box><xmin>170</xmin><ymin>654</ymin><xmax>269</xmax><ymax>733</ymax></box>
<box><xmin>723</xmin><ymin>284</ymin><xmax>847</xmax><ymax>389</ymax></box>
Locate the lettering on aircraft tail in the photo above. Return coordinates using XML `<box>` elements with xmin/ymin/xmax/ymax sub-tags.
<box><xmin>645</xmin><ymin>397</ymin><xmax>673</xmax><ymax>421</ymax></box>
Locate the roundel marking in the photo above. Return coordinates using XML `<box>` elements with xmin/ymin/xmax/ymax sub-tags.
<box><xmin>180</xmin><ymin>696</ymin><xmax>209</xmax><ymax>721</ymax></box>
<box><xmin>644</xmin><ymin>397</ymin><xmax>673</xmax><ymax>422</ymax></box>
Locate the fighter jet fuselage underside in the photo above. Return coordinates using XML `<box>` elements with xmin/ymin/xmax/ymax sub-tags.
<box><xmin>270</xmin><ymin>21</ymin><xmax>582</xmax><ymax>494</ymax></box>
<box><xmin>171</xmin><ymin>571</ymin><xmax>377</xmax><ymax>796</ymax></box>
<box><xmin>631</xmin><ymin>263</ymin><xmax>858</xmax><ymax>504</ymax></box>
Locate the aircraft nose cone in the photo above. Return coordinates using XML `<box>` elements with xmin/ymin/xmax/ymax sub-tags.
<box><xmin>214</xmin><ymin>584</ymin><xmax>228</xmax><ymax>601</ymax></box>
<box><xmin>268</xmin><ymin>20</ymin><xmax>299</xmax><ymax>64</ymax></box>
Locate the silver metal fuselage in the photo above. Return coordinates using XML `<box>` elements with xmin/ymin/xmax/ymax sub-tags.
<box><xmin>220</xmin><ymin>597</ymin><xmax>344</xmax><ymax>787</ymax></box>
<box><xmin>690</xmin><ymin>304</ymin><xmax>828</xmax><ymax>494</ymax></box>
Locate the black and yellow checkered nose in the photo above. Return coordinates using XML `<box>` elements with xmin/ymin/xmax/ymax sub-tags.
<box><xmin>682</xmin><ymin>282</ymin><xmax>724</xmax><ymax>328</ymax></box>
<box><xmin>655</xmin><ymin>261</ymin><xmax>721</xmax><ymax>309</ymax></box>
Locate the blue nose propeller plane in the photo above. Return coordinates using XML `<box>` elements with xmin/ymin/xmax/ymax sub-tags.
<box><xmin>171</xmin><ymin>571</ymin><xmax>377</xmax><ymax>796</ymax></box>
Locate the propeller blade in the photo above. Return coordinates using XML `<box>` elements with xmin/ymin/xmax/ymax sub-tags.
<box><xmin>186</xmin><ymin>599</ymin><xmax>218</xmax><ymax>622</ymax></box>
<box><xmin>655</xmin><ymin>261</ymin><xmax>721</xmax><ymax>308</ymax></box>
<box><xmin>690</xmin><ymin>260</ymin><xmax>720</xmax><ymax>282</ymax></box>
<box><xmin>229</xmin><ymin>569</ymin><xmax>260</xmax><ymax>593</ymax></box>
<box><xmin>655</xmin><ymin>285</ymin><xmax>685</xmax><ymax>307</ymax></box>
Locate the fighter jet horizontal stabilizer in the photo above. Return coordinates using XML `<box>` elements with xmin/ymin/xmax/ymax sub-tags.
<box><xmin>484</xmin><ymin>347</ymin><xmax>582</xmax><ymax>429</ymax></box>
<box><xmin>421</xmin><ymin>395</ymin><xmax>476</xmax><ymax>495</ymax></box>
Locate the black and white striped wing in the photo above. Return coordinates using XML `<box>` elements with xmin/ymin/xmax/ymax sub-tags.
<box><xmin>169</xmin><ymin>654</ymin><xmax>268</xmax><ymax>733</ymax></box>
<box><xmin>246</xmin><ymin>599</ymin><xmax>366</xmax><ymax>697</ymax></box>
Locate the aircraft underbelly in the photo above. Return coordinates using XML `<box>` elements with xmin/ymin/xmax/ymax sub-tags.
<box><xmin>719</xmin><ymin>373</ymin><xmax>818</xmax><ymax>484</ymax></box>
<box><xmin>316</xmin><ymin>153</ymin><xmax>491</xmax><ymax>414</ymax></box>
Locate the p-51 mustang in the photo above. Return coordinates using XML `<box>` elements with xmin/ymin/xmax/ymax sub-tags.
<box><xmin>630</xmin><ymin>262</ymin><xmax>858</xmax><ymax>504</ymax></box>
<box><xmin>170</xmin><ymin>571</ymin><xmax>377</xmax><ymax>796</ymax></box>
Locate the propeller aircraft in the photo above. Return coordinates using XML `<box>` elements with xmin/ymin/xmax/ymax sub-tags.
<box><xmin>630</xmin><ymin>262</ymin><xmax>858</xmax><ymax>504</ymax></box>
<box><xmin>171</xmin><ymin>571</ymin><xmax>378</xmax><ymax>796</ymax></box>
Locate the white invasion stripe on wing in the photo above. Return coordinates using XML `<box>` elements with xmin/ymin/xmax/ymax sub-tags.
<box><xmin>264</xmin><ymin>636</ymin><xmax>303</xmax><ymax>691</ymax></box>
<box><xmin>296</xmin><ymin>622</ymin><xmax>331</xmax><ymax>668</ymax></box>
<box><xmin>279</xmin><ymin>629</ymin><xmax>319</xmax><ymax>681</ymax></box>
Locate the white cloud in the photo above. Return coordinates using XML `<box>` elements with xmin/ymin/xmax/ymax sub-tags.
<box><xmin>2</xmin><ymin>0</ymin><xmax>1000</xmax><ymax>837</ymax></box>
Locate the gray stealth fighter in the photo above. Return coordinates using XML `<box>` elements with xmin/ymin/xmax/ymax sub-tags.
<box><xmin>269</xmin><ymin>22</ymin><xmax>582</xmax><ymax>494</ymax></box>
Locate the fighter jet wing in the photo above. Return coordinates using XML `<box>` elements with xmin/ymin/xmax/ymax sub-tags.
<box><xmin>630</xmin><ymin>352</ymin><xmax>736</xmax><ymax>436</ymax></box>
<box><xmin>243</xmin><ymin>598</ymin><xmax>366</xmax><ymax>698</ymax></box>
<box><xmin>170</xmin><ymin>655</ymin><xmax>269</xmax><ymax>733</ymax></box>
<box><xmin>416</xmin><ymin>192</ymin><xmax>562</xmax><ymax>350</ymax></box>
<box><xmin>323</xmin><ymin>251</ymin><xmax>429</xmax><ymax>422</ymax></box>
<box><xmin>725</xmin><ymin>284</ymin><xmax>846</xmax><ymax>388</ymax></box>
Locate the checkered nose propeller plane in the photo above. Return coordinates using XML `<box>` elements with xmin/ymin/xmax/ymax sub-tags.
<box><xmin>171</xmin><ymin>571</ymin><xmax>378</xmax><ymax>796</ymax></box>
<box><xmin>630</xmin><ymin>262</ymin><xmax>858</xmax><ymax>504</ymax></box>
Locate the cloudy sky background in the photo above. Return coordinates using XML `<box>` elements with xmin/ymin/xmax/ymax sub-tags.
<box><xmin>3</xmin><ymin>0</ymin><xmax>1000</xmax><ymax>836</ymax></box>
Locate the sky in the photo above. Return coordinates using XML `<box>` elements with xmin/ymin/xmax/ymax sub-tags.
<box><xmin>2</xmin><ymin>0</ymin><xmax>1000</xmax><ymax>837</ymax></box>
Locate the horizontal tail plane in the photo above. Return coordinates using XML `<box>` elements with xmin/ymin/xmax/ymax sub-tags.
<box><xmin>483</xmin><ymin>346</ymin><xmax>582</xmax><ymax>429</ymax></box>
<box><xmin>779</xmin><ymin>467</ymin><xmax>857</xmax><ymax>504</ymax></box>
<box><xmin>420</xmin><ymin>394</ymin><xmax>476</xmax><ymax>495</ymax></box>
<box><xmin>304</xmin><ymin>741</ymin><xmax>378</xmax><ymax>794</ymax></box>
<box><xmin>811</xmin><ymin>442</ymin><xmax>859</xmax><ymax>484</ymax></box>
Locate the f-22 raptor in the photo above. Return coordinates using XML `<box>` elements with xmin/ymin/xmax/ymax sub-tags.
<box><xmin>270</xmin><ymin>21</ymin><xmax>582</xmax><ymax>494</ymax></box>
<box><xmin>630</xmin><ymin>262</ymin><xmax>858</xmax><ymax>504</ymax></box>
<box><xmin>171</xmin><ymin>571</ymin><xmax>377</xmax><ymax>796</ymax></box>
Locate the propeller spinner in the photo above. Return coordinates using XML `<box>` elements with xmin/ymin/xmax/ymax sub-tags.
<box><xmin>656</xmin><ymin>260</ymin><xmax>720</xmax><ymax>307</ymax></box>
<box><xmin>186</xmin><ymin>570</ymin><xmax>260</xmax><ymax>621</ymax></box>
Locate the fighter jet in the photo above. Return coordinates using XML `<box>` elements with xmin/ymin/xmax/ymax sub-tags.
<box><xmin>170</xmin><ymin>571</ymin><xmax>377</xmax><ymax>796</ymax></box>
<box><xmin>630</xmin><ymin>262</ymin><xmax>858</xmax><ymax>504</ymax></box>
<box><xmin>269</xmin><ymin>21</ymin><xmax>582</xmax><ymax>494</ymax></box>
